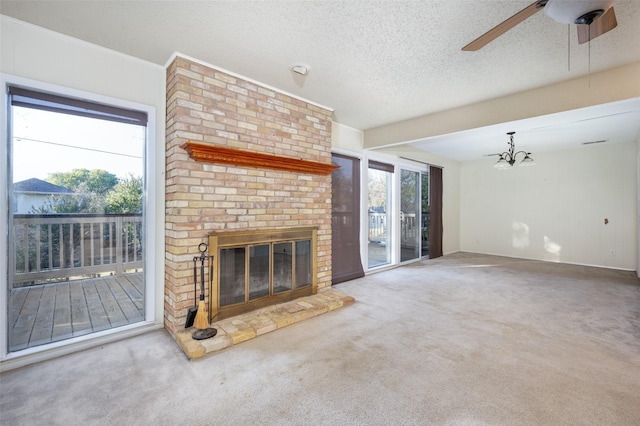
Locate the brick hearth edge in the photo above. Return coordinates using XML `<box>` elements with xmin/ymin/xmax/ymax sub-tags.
<box><xmin>176</xmin><ymin>289</ymin><xmax>355</xmax><ymax>360</ymax></box>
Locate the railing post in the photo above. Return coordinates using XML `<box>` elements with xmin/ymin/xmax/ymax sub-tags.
<box><xmin>80</xmin><ymin>223</ymin><xmax>85</xmax><ymax>268</ymax></box>
<box><xmin>35</xmin><ymin>224</ymin><xmax>41</xmax><ymax>274</ymax></box>
<box><xmin>90</xmin><ymin>223</ymin><xmax>95</xmax><ymax>267</ymax></box>
<box><xmin>21</xmin><ymin>223</ymin><xmax>28</xmax><ymax>274</ymax></box>
<box><xmin>115</xmin><ymin>216</ymin><xmax>123</xmax><ymax>277</ymax></box>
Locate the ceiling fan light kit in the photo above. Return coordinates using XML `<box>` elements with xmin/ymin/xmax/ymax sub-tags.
<box><xmin>493</xmin><ymin>132</ymin><xmax>536</xmax><ymax>169</ymax></box>
<box><xmin>544</xmin><ymin>0</ymin><xmax>614</xmax><ymax>24</ymax></box>
<box><xmin>462</xmin><ymin>0</ymin><xmax>618</xmax><ymax>51</ymax></box>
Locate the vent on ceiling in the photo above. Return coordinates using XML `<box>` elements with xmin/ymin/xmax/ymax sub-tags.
<box><xmin>581</xmin><ymin>139</ymin><xmax>608</xmax><ymax>145</ymax></box>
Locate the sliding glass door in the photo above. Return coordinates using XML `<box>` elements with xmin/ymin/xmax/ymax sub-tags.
<box><xmin>7</xmin><ymin>86</ymin><xmax>147</xmax><ymax>352</ymax></box>
<box><xmin>367</xmin><ymin>161</ymin><xmax>393</xmax><ymax>268</ymax></box>
<box><xmin>400</xmin><ymin>169</ymin><xmax>420</xmax><ymax>262</ymax></box>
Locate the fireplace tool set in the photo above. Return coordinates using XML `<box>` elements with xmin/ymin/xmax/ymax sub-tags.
<box><xmin>186</xmin><ymin>242</ymin><xmax>217</xmax><ymax>340</ymax></box>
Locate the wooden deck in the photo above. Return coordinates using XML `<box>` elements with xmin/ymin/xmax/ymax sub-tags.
<box><xmin>9</xmin><ymin>272</ymin><xmax>144</xmax><ymax>352</ymax></box>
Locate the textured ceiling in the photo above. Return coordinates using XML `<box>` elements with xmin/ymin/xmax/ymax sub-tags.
<box><xmin>1</xmin><ymin>0</ymin><xmax>639</xmax><ymax>160</ymax></box>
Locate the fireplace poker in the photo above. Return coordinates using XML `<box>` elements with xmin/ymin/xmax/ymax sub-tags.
<box><xmin>193</xmin><ymin>242</ymin><xmax>217</xmax><ymax>340</ymax></box>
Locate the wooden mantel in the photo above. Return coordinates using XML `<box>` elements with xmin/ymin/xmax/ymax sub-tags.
<box><xmin>181</xmin><ymin>141</ymin><xmax>339</xmax><ymax>175</ymax></box>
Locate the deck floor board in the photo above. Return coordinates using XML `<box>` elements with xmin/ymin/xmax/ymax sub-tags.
<box><xmin>9</xmin><ymin>272</ymin><xmax>144</xmax><ymax>352</ymax></box>
<box><xmin>83</xmin><ymin>280</ymin><xmax>110</xmax><ymax>332</ymax></box>
<box><xmin>30</xmin><ymin>285</ymin><xmax>56</xmax><ymax>346</ymax></box>
<box><xmin>95</xmin><ymin>277</ymin><xmax>128</xmax><ymax>328</ymax></box>
<box><xmin>108</xmin><ymin>276</ymin><xmax>143</xmax><ymax>323</ymax></box>
<box><xmin>69</xmin><ymin>280</ymin><xmax>91</xmax><ymax>337</ymax></box>
<box><xmin>52</xmin><ymin>282</ymin><xmax>73</xmax><ymax>341</ymax></box>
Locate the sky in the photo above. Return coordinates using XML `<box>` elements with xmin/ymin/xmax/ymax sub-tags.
<box><xmin>11</xmin><ymin>106</ymin><xmax>145</xmax><ymax>183</ymax></box>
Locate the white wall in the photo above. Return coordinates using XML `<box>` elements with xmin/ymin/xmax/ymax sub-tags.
<box><xmin>0</xmin><ymin>16</ymin><xmax>166</xmax><ymax>367</ymax></box>
<box><xmin>460</xmin><ymin>142</ymin><xmax>637</xmax><ymax>270</ymax></box>
<box><xmin>332</xmin><ymin>122</ymin><xmax>364</xmax><ymax>152</ymax></box>
<box><xmin>441</xmin><ymin>162</ymin><xmax>461</xmax><ymax>256</ymax></box>
<box><xmin>14</xmin><ymin>193</ymin><xmax>48</xmax><ymax>214</ymax></box>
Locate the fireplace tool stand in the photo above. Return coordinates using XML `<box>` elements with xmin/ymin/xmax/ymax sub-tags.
<box><xmin>184</xmin><ymin>256</ymin><xmax>198</xmax><ymax>328</ymax></box>
<box><xmin>192</xmin><ymin>242</ymin><xmax>217</xmax><ymax>341</ymax></box>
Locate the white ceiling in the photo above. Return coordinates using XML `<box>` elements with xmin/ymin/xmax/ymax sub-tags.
<box><xmin>1</xmin><ymin>0</ymin><xmax>639</xmax><ymax>161</ymax></box>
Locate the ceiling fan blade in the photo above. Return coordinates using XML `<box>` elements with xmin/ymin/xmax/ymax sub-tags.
<box><xmin>462</xmin><ymin>0</ymin><xmax>547</xmax><ymax>51</ymax></box>
<box><xmin>577</xmin><ymin>7</ymin><xmax>617</xmax><ymax>44</ymax></box>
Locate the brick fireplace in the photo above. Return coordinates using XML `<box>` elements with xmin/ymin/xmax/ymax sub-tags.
<box><xmin>164</xmin><ymin>55</ymin><xmax>334</xmax><ymax>337</ymax></box>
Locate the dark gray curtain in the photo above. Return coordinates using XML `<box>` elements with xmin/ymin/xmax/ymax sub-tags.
<box><xmin>428</xmin><ymin>166</ymin><xmax>443</xmax><ymax>258</ymax></box>
<box><xmin>331</xmin><ymin>154</ymin><xmax>364</xmax><ymax>284</ymax></box>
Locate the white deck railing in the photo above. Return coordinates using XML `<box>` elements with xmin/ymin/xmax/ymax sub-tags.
<box><xmin>12</xmin><ymin>214</ymin><xmax>143</xmax><ymax>285</ymax></box>
<box><xmin>368</xmin><ymin>211</ymin><xmax>430</xmax><ymax>247</ymax></box>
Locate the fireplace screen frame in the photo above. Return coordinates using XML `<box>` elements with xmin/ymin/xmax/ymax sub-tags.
<box><xmin>208</xmin><ymin>227</ymin><xmax>318</xmax><ymax>321</ymax></box>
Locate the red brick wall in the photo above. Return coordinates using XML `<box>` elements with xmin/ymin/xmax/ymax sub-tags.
<box><xmin>165</xmin><ymin>56</ymin><xmax>333</xmax><ymax>336</ymax></box>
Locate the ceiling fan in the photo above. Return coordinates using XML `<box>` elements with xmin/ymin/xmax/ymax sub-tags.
<box><xmin>462</xmin><ymin>0</ymin><xmax>618</xmax><ymax>51</ymax></box>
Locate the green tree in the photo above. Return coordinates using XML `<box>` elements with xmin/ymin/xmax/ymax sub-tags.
<box><xmin>35</xmin><ymin>181</ymin><xmax>107</xmax><ymax>213</ymax></box>
<box><xmin>35</xmin><ymin>169</ymin><xmax>143</xmax><ymax>214</ymax></box>
<box><xmin>368</xmin><ymin>169</ymin><xmax>388</xmax><ymax>211</ymax></box>
<box><xmin>38</xmin><ymin>169</ymin><xmax>118</xmax><ymax>213</ymax></box>
<box><xmin>32</xmin><ymin>193</ymin><xmax>90</xmax><ymax>214</ymax></box>
<box><xmin>422</xmin><ymin>173</ymin><xmax>430</xmax><ymax>213</ymax></box>
<box><xmin>48</xmin><ymin>169</ymin><xmax>118</xmax><ymax>196</ymax></box>
<box><xmin>104</xmin><ymin>174</ymin><xmax>143</xmax><ymax>213</ymax></box>
<box><xmin>400</xmin><ymin>169</ymin><xmax>417</xmax><ymax>213</ymax></box>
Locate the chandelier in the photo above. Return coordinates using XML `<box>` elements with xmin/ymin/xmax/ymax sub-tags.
<box><xmin>494</xmin><ymin>131</ymin><xmax>535</xmax><ymax>169</ymax></box>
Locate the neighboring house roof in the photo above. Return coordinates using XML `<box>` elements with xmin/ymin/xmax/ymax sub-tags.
<box><xmin>13</xmin><ymin>178</ymin><xmax>74</xmax><ymax>194</ymax></box>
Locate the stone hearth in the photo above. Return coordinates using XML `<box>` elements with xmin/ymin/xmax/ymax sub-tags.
<box><xmin>176</xmin><ymin>289</ymin><xmax>355</xmax><ymax>360</ymax></box>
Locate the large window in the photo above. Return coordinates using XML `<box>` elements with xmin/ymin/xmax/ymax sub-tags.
<box><xmin>6</xmin><ymin>86</ymin><xmax>148</xmax><ymax>352</ymax></box>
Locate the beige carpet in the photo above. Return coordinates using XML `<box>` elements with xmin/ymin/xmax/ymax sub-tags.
<box><xmin>1</xmin><ymin>252</ymin><xmax>639</xmax><ymax>425</ymax></box>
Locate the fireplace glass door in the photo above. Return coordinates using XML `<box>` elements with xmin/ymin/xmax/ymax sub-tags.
<box><xmin>295</xmin><ymin>240</ymin><xmax>312</xmax><ymax>288</ymax></box>
<box><xmin>249</xmin><ymin>245</ymin><xmax>269</xmax><ymax>300</ymax></box>
<box><xmin>219</xmin><ymin>247</ymin><xmax>246</xmax><ymax>306</ymax></box>
<box><xmin>273</xmin><ymin>242</ymin><xmax>293</xmax><ymax>294</ymax></box>
<box><xmin>217</xmin><ymin>236</ymin><xmax>313</xmax><ymax>311</ymax></box>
